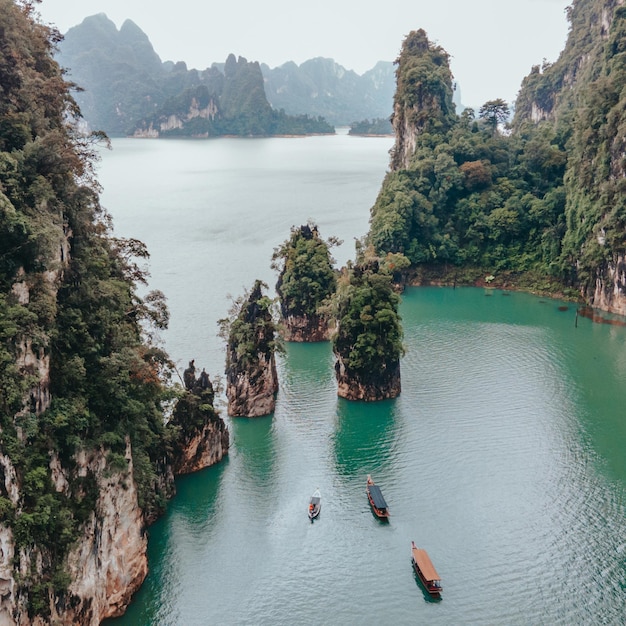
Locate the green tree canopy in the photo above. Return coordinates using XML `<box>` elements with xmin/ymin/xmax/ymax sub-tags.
<box><xmin>272</xmin><ymin>223</ymin><xmax>338</xmax><ymax>319</ymax></box>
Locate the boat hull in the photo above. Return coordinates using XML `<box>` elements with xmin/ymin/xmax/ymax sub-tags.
<box><xmin>412</xmin><ymin>559</ymin><xmax>442</xmax><ymax>596</ymax></box>
<box><xmin>308</xmin><ymin>489</ymin><xmax>321</xmax><ymax>520</ymax></box>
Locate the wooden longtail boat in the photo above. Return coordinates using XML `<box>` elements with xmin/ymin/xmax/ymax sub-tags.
<box><xmin>411</xmin><ymin>541</ymin><xmax>442</xmax><ymax>596</ymax></box>
<box><xmin>366</xmin><ymin>474</ymin><xmax>389</xmax><ymax>519</ymax></box>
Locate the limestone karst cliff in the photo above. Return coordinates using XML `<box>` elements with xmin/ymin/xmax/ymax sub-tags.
<box><xmin>0</xmin><ymin>3</ymin><xmax>228</xmax><ymax>623</ymax></box>
<box><xmin>272</xmin><ymin>224</ymin><xmax>337</xmax><ymax>342</ymax></box>
<box><xmin>56</xmin><ymin>15</ymin><xmax>333</xmax><ymax>138</ymax></box>
<box><xmin>222</xmin><ymin>281</ymin><xmax>279</xmax><ymax>417</ymax></box>
<box><xmin>369</xmin><ymin>5</ymin><xmax>626</xmax><ymax>315</ymax></box>
<box><xmin>514</xmin><ymin>0</ymin><xmax>626</xmax><ymax>314</ymax></box>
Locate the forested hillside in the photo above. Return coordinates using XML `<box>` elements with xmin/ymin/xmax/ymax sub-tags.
<box><xmin>367</xmin><ymin>1</ymin><xmax>626</xmax><ymax>314</ymax></box>
<box><xmin>0</xmin><ymin>2</ymin><xmax>226</xmax><ymax>623</ymax></box>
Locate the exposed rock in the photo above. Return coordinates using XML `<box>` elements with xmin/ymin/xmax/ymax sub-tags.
<box><xmin>389</xmin><ymin>30</ymin><xmax>455</xmax><ymax>171</ymax></box>
<box><xmin>170</xmin><ymin>366</ymin><xmax>229</xmax><ymax>474</ymax></box>
<box><xmin>56</xmin><ymin>440</ymin><xmax>148</xmax><ymax>624</ymax></box>
<box><xmin>227</xmin><ymin>353</ymin><xmax>278</xmax><ymax>417</ymax></box>
<box><xmin>0</xmin><ymin>526</ymin><xmax>16</xmax><ymax>626</ymax></box>
<box><xmin>589</xmin><ymin>255</ymin><xmax>626</xmax><ymax>315</ymax></box>
<box><xmin>281</xmin><ymin>314</ymin><xmax>332</xmax><ymax>342</ymax></box>
<box><xmin>334</xmin><ymin>354</ymin><xmax>401</xmax><ymax>401</ymax></box>
<box><xmin>224</xmin><ymin>281</ymin><xmax>279</xmax><ymax>417</ymax></box>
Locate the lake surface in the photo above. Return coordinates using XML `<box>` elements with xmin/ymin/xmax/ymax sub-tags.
<box><xmin>100</xmin><ymin>135</ymin><xmax>626</xmax><ymax>625</ymax></box>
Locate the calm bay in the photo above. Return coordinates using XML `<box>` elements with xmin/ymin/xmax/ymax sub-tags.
<box><xmin>100</xmin><ymin>134</ymin><xmax>626</xmax><ymax>625</ymax></box>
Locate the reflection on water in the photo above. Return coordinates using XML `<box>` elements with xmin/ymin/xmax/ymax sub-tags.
<box><xmin>333</xmin><ymin>397</ymin><xmax>398</xmax><ymax>478</ymax></box>
<box><xmin>98</xmin><ymin>135</ymin><xmax>626</xmax><ymax>625</ymax></box>
<box><xmin>106</xmin><ymin>287</ymin><xmax>626</xmax><ymax>626</ymax></box>
<box><xmin>230</xmin><ymin>415</ymin><xmax>276</xmax><ymax>489</ymax></box>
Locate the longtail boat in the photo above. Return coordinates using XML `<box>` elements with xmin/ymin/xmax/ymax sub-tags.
<box><xmin>411</xmin><ymin>541</ymin><xmax>442</xmax><ymax>596</ymax></box>
<box><xmin>366</xmin><ymin>474</ymin><xmax>389</xmax><ymax>520</ymax></box>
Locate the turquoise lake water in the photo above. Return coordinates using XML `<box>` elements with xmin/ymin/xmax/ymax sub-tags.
<box><xmin>99</xmin><ymin>136</ymin><xmax>626</xmax><ymax>625</ymax></box>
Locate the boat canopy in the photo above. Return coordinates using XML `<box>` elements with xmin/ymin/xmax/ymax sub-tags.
<box><xmin>368</xmin><ymin>484</ymin><xmax>388</xmax><ymax>510</ymax></box>
<box><xmin>411</xmin><ymin>546</ymin><xmax>441</xmax><ymax>582</ymax></box>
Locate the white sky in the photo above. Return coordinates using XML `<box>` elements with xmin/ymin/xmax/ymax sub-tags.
<box><xmin>36</xmin><ymin>0</ymin><xmax>572</xmax><ymax>109</ymax></box>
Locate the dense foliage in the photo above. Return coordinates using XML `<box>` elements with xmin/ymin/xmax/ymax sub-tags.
<box><xmin>272</xmin><ymin>223</ymin><xmax>338</xmax><ymax>320</ymax></box>
<box><xmin>370</xmin><ymin>6</ymin><xmax>626</xmax><ymax>298</ymax></box>
<box><xmin>220</xmin><ymin>280</ymin><xmax>281</xmax><ymax>374</ymax></box>
<box><xmin>0</xmin><ymin>1</ymin><xmax>190</xmax><ymax>612</ymax></box>
<box><xmin>348</xmin><ymin>117</ymin><xmax>393</xmax><ymax>135</ymax></box>
<box><xmin>370</xmin><ymin>107</ymin><xmax>569</xmax><ymax>275</ymax></box>
<box><xmin>331</xmin><ymin>261</ymin><xmax>403</xmax><ymax>383</ymax></box>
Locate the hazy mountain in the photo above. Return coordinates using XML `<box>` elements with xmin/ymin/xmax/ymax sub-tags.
<box><xmin>261</xmin><ymin>58</ymin><xmax>395</xmax><ymax>126</ymax></box>
<box><xmin>55</xmin><ymin>14</ymin><xmax>394</xmax><ymax>134</ymax></box>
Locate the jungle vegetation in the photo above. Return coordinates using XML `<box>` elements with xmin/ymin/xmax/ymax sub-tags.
<box><xmin>271</xmin><ymin>223</ymin><xmax>338</xmax><ymax>321</ymax></box>
<box><xmin>368</xmin><ymin>7</ymin><xmax>626</xmax><ymax>297</ymax></box>
<box><xmin>330</xmin><ymin>260</ymin><xmax>403</xmax><ymax>384</ymax></box>
<box><xmin>0</xmin><ymin>0</ymin><xmax>203</xmax><ymax>613</ymax></box>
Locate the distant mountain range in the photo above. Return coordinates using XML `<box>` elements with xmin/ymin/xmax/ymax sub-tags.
<box><xmin>55</xmin><ymin>14</ymin><xmax>397</xmax><ymax>136</ymax></box>
<box><xmin>261</xmin><ymin>58</ymin><xmax>395</xmax><ymax>126</ymax></box>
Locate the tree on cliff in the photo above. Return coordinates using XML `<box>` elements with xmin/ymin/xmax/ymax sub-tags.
<box><xmin>271</xmin><ymin>223</ymin><xmax>339</xmax><ymax>341</ymax></box>
<box><xmin>478</xmin><ymin>99</ymin><xmax>510</xmax><ymax>135</ymax></box>
<box><xmin>219</xmin><ymin>280</ymin><xmax>281</xmax><ymax>416</ymax></box>
<box><xmin>331</xmin><ymin>260</ymin><xmax>403</xmax><ymax>401</ymax></box>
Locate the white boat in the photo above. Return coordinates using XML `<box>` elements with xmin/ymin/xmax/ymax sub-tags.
<box><xmin>308</xmin><ymin>488</ymin><xmax>321</xmax><ymax>520</ymax></box>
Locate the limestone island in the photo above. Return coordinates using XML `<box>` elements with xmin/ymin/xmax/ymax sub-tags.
<box><xmin>332</xmin><ymin>260</ymin><xmax>403</xmax><ymax>401</ymax></box>
<box><xmin>272</xmin><ymin>223</ymin><xmax>338</xmax><ymax>341</ymax></box>
<box><xmin>221</xmin><ymin>280</ymin><xmax>280</xmax><ymax>416</ymax></box>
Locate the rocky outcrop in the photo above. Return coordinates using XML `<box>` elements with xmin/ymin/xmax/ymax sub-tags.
<box><xmin>280</xmin><ymin>314</ymin><xmax>331</xmax><ymax>342</ymax></box>
<box><xmin>332</xmin><ymin>262</ymin><xmax>403</xmax><ymax>401</ymax></box>
<box><xmin>171</xmin><ymin>363</ymin><xmax>229</xmax><ymax>473</ymax></box>
<box><xmin>273</xmin><ymin>223</ymin><xmax>337</xmax><ymax>342</ymax></box>
<box><xmin>334</xmin><ymin>355</ymin><xmax>401</xmax><ymax>402</ymax></box>
<box><xmin>224</xmin><ymin>281</ymin><xmax>279</xmax><ymax>417</ymax></box>
<box><xmin>226</xmin><ymin>353</ymin><xmax>278</xmax><ymax>417</ymax></box>
<box><xmin>589</xmin><ymin>255</ymin><xmax>626</xmax><ymax>315</ymax></box>
<box><xmin>389</xmin><ymin>30</ymin><xmax>456</xmax><ymax>171</ymax></box>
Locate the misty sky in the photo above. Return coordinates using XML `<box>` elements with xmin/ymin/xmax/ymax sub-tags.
<box><xmin>37</xmin><ymin>0</ymin><xmax>571</xmax><ymax>108</ymax></box>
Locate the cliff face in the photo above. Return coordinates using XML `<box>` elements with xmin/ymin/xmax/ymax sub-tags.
<box><xmin>0</xmin><ymin>3</ymin><xmax>229</xmax><ymax>623</ymax></box>
<box><xmin>514</xmin><ymin>0</ymin><xmax>626</xmax><ymax>313</ymax></box>
<box><xmin>48</xmin><ymin>443</ymin><xmax>148</xmax><ymax>625</ymax></box>
<box><xmin>133</xmin><ymin>96</ymin><xmax>219</xmax><ymax>138</ymax></box>
<box><xmin>280</xmin><ymin>314</ymin><xmax>331</xmax><ymax>342</ymax></box>
<box><xmin>390</xmin><ymin>29</ymin><xmax>456</xmax><ymax>171</ymax></box>
<box><xmin>0</xmin><ymin>442</ymin><xmax>148</xmax><ymax>626</ymax></box>
<box><xmin>224</xmin><ymin>281</ymin><xmax>279</xmax><ymax>417</ymax></box>
<box><xmin>334</xmin><ymin>356</ymin><xmax>401</xmax><ymax>401</ymax></box>
<box><xmin>591</xmin><ymin>254</ymin><xmax>626</xmax><ymax>315</ymax></box>
<box><xmin>226</xmin><ymin>353</ymin><xmax>279</xmax><ymax>417</ymax></box>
